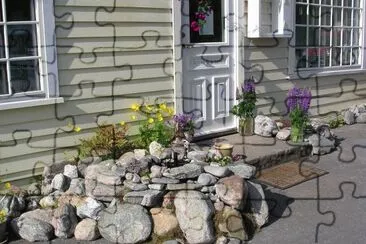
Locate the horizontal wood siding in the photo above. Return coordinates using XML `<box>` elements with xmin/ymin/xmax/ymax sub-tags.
<box><xmin>0</xmin><ymin>0</ymin><xmax>174</xmax><ymax>184</ymax></box>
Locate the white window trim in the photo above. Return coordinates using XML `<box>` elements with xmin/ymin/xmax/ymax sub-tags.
<box><xmin>288</xmin><ymin>0</ymin><xmax>366</xmax><ymax>79</ymax></box>
<box><xmin>0</xmin><ymin>0</ymin><xmax>63</xmax><ymax>110</ymax></box>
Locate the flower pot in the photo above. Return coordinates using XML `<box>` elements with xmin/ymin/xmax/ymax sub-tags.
<box><xmin>0</xmin><ymin>222</ymin><xmax>7</xmax><ymax>243</ymax></box>
<box><xmin>184</xmin><ymin>131</ymin><xmax>194</xmax><ymax>142</ymax></box>
<box><xmin>291</xmin><ymin>125</ymin><xmax>304</xmax><ymax>143</ymax></box>
<box><xmin>215</xmin><ymin>143</ymin><xmax>234</xmax><ymax>157</ymax></box>
<box><xmin>239</xmin><ymin>117</ymin><xmax>254</xmax><ymax>136</ymax></box>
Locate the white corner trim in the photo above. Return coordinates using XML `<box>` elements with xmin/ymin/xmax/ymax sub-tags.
<box><xmin>0</xmin><ymin>97</ymin><xmax>64</xmax><ymax>111</ymax></box>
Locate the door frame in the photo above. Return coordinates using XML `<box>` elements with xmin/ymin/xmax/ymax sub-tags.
<box><xmin>172</xmin><ymin>0</ymin><xmax>245</xmax><ymax>136</ymax></box>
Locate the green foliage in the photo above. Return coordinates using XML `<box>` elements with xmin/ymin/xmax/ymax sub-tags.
<box><xmin>289</xmin><ymin>107</ymin><xmax>309</xmax><ymax>128</ymax></box>
<box><xmin>328</xmin><ymin>116</ymin><xmax>345</xmax><ymax>128</ymax></box>
<box><xmin>78</xmin><ymin>123</ymin><xmax>130</xmax><ymax>159</ymax></box>
<box><xmin>206</xmin><ymin>155</ymin><xmax>232</xmax><ymax>166</ymax></box>
<box><xmin>137</xmin><ymin>120</ymin><xmax>174</xmax><ymax>149</ymax></box>
<box><xmin>0</xmin><ymin>209</ymin><xmax>8</xmax><ymax>223</ymax></box>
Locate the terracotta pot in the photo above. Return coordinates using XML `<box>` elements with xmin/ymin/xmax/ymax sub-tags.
<box><xmin>215</xmin><ymin>143</ymin><xmax>234</xmax><ymax>157</ymax></box>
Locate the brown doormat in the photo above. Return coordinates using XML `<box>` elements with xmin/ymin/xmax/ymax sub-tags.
<box><xmin>255</xmin><ymin>160</ymin><xmax>328</xmax><ymax>190</ymax></box>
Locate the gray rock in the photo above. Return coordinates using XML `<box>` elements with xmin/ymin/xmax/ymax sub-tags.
<box><xmin>214</xmin><ymin>201</ymin><xmax>225</xmax><ymax>212</ymax></box>
<box><xmin>201</xmin><ymin>186</ymin><xmax>216</xmax><ymax>193</ymax></box>
<box><xmin>123</xmin><ymin>190</ymin><xmax>164</xmax><ymax>207</ymax></box>
<box><xmin>117</xmin><ymin>151</ymin><xmax>136</xmax><ymax>165</ymax></box>
<box><xmin>344</xmin><ymin>110</ymin><xmax>355</xmax><ymax>125</ymax></box>
<box><xmin>163</xmin><ymin>241</ymin><xmax>180</xmax><ymax>244</ymax></box>
<box><xmin>204</xmin><ymin>165</ymin><xmax>231</xmax><ymax>178</ymax></box>
<box><xmin>187</xmin><ymin>151</ymin><xmax>208</xmax><ymax>162</ymax></box>
<box><xmin>0</xmin><ymin>195</ymin><xmax>26</xmax><ymax>218</ymax></box>
<box><xmin>98</xmin><ymin>202</ymin><xmax>152</xmax><ymax>243</ymax></box>
<box><xmin>255</xmin><ymin>115</ymin><xmax>278</xmax><ymax>137</ymax></box>
<box><xmin>356</xmin><ymin>113</ymin><xmax>366</xmax><ymax>123</ymax></box>
<box><xmin>26</xmin><ymin>196</ymin><xmax>41</xmax><ymax>211</ymax></box>
<box><xmin>41</xmin><ymin>183</ymin><xmax>53</xmax><ymax>195</ymax></box>
<box><xmin>349</xmin><ymin>104</ymin><xmax>366</xmax><ymax>117</ymax></box>
<box><xmin>85</xmin><ymin>179</ymin><xmax>126</xmax><ymax>201</ymax></box>
<box><xmin>85</xmin><ymin>164</ymin><xmax>123</xmax><ymax>185</ymax></box>
<box><xmin>125</xmin><ymin>172</ymin><xmax>133</xmax><ymax>181</ymax></box>
<box><xmin>149</xmin><ymin>141</ymin><xmax>165</xmax><ymax>158</ymax></box>
<box><xmin>76</xmin><ymin>197</ymin><xmax>104</xmax><ymax>220</ymax></box>
<box><xmin>197</xmin><ymin>173</ymin><xmax>218</xmax><ymax>186</ymax></box>
<box><xmin>148</xmin><ymin>183</ymin><xmax>166</xmax><ymax>191</ymax></box>
<box><xmin>163</xmin><ymin>163</ymin><xmax>202</xmax><ymax>180</ymax></box>
<box><xmin>67</xmin><ymin>178</ymin><xmax>85</xmax><ymax>195</ymax></box>
<box><xmin>166</xmin><ymin>183</ymin><xmax>203</xmax><ymax>190</ymax></box>
<box><xmin>310</xmin><ymin>118</ymin><xmax>330</xmax><ymax>131</ymax></box>
<box><xmin>174</xmin><ymin>190</ymin><xmax>215</xmax><ymax>244</ymax></box>
<box><xmin>132</xmin><ymin>173</ymin><xmax>141</xmax><ymax>183</ymax></box>
<box><xmin>124</xmin><ymin>180</ymin><xmax>149</xmax><ymax>191</ymax></box>
<box><xmin>150</xmin><ymin>165</ymin><xmax>163</xmax><ymax>178</ymax></box>
<box><xmin>27</xmin><ymin>183</ymin><xmax>41</xmax><ymax>196</ymax></box>
<box><xmin>51</xmin><ymin>173</ymin><xmax>68</xmax><ymax>191</ymax></box>
<box><xmin>160</xmin><ymin>148</ymin><xmax>173</xmax><ymax>160</ymax></box>
<box><xmin>152</xmin><ymin>177</ymin><xmax>180</xmax><ymax>184</ymax></box>
<box><xmin>276</xmin><ymin>128</ymin><xmax>291</xmax><ymax>140</ymax></box>
<box><xmin>216</xmin><ymin>175</ymin><xmax>248</xmax><ymax>210</ymax></box>
<box><xmin>77</xmin><ymin>157</ymin><xmax>102</xmax><ymax>177</ymax></box>
<box><xmin>74</xmin><ymin>218</ymin><xmax>100</xmax><ymax>241</ymax></box>
<box><xmin>18</xmin><ymin>218</ymin><xmax>54</xmax><ymax>242</ymax></box>
<box><xmin>39</xmin><ymin>195</ymin><xmax>57</xmax><ymax>209</ymax></box>
<box><xmin>247</xmin><ymin>181</ymin><xmax>269</xmax><ymax>228</ymax></box>
<box><xmin>228</xmin><ymin>161</ymin><xmax>256</xmax><ymax>179</ymax></box>
<box><xmin>217</xmin><ymin>206</ymin><xmax>248</xmax><ymax>241</ymax></box>
<box><xmin>18</xmin><ymin>209</ymin><xmax>53</xmax><ymax>223</ymax></box>
<box><xmin>134</xmin><ymin>149</ymin><xmax>148</xmax><ymax>160</ymax></box>
<box><xmin>308</xmin><ymin>134</ymin><xmax>336</xmax><ymax>155</ymax></box>
<box><xmin>63</xmin><ymin>164</ymin><xmax>78</xmax><ymax>179</ymax></box>
<box><xmin>141</xmin><ymin>176</ymin><xmax>150</xmax><ymax>184</ymax></box>
<box><xmin>52</xmin><ymin>203</ymin><xmax>78</xmax><ymax>238</ymax></box>
<box><xmin>42</xmin><ymin>161</ymin><xmax>69</xmax><ymax>184</ymax></box>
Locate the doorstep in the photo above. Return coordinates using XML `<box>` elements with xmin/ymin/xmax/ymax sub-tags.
<box><xmin>193</xmin><ymin>133</ymin><xmax>312</xmax><ymax>170</ymax></box>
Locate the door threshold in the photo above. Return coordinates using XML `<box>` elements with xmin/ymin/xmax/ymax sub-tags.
<box><xmin>192</xmin><ymin>128</ymin><xmax>238</xmax><ymax>142</ymax></box>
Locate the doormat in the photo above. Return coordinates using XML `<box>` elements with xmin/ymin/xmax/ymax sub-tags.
<box><xmin>255</xmin><ymin>160</ymin><xmax>328</xmax><ymax>190</ymax></box>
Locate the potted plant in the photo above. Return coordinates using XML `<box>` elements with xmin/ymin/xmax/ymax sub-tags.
<box><xmin>173</xmin><ymin>113</ymin><xmax>195</xmax><ymax>142</ymax></box>
<box><xmin>190</xmin><ymin>0</ymin><xmax>213</xmax><ymax>32</ymax></box>
<box><xmin>286</xmin><ymin>86</ymin><xmax>312</xmax><ymax>143</ymax></box>
<box><xmin>230</xmin><ymin>79</ymin><xmax>257</xmax><ymax>136</ymax></box>
<box><xmin>0</xmin><ymin>208</ymin><xmax>8</xmax><ymax>243</ymax></box>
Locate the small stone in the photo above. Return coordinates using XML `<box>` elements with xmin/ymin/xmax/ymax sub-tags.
<box><xmin>125</xmin><ymin>172</ymin><xmax>133</xmax><ymax>181</ymax></box>
<box><xmin>132</xmin><ymin>173</ymin><xmax>141</xmax><ymax>183</ymax></box>
<box><xmin>216</xmin><ymin>175</ymin><xmax>248</xmax><ymax>210</ymax></box>
<box><xmin>150</xmin><ymin>208</ymin><xmax>179</xmax><ymax>236</ymax></box>
<box><xmin>141</xmin><ymin>176</ymin><xmax>150</xmax><ymax>184</ymax></box>
<box><xmin>27</xmin><ymin>183</ymin><xmax>41</xmax><ymax>196</ymax></box>
<box><xmin>124</xmin><ymin>180</ymin><xmax>149</xmax><ymax>191</ymax></box>
<box><xmin>255</xmin><ymin>115</ymin><xmax>278</xmax><ymax>137</ymax></box>
<box><xmin>276</xmin><ymin>121</ymin><xmax>284</xmax><ymax>129</ymax></box>
<box><xmin>187</xmin><ymin>150</ymin><xmax>208</xmax><ymax>162</ymax></box>
<box><xmin>166</xmin><ymin>183</ymin><xmax>203</xmax><ymax>190</ymax></box>
<box><xmin>216</xmin><ymin>236</ymin><xmax>228</xmax><ymax>244</ymax></box>
<box><xmin>228</xmin><ymin>161</ymin><xmax>256</xmax><ymax>179</ymax></box>
<box><xmin>151</xmin><ymin>165</ymin><xmax>163</xmax><ymax>178</ymax></box>
<box><xmin>344</xmin><ymin>110</ymin><xmax>355</xmax><ymax>125</ymax></box>
<box><xmin>163</xmin><ymin>163</ymin><xmax>202</xmax><ymax>180</ymax></box>
<box><xmin>51</xmin><ymin>173</ymin><xmax>68</xmax><ymax>191</ymax></box>
<box><xmin>214</xmin><ymin>201</ymin><xmax>225</xmax><ymax>212</ymax></box>
<box><xmin>41</xmin><ymin>183</ymin><xmax>53</xmax><ymax>195</ymax></box>
<box><xmin>85</xmin><ymin>179</ymin><xmax>126</xmax><ymax>201</ymax></box>
<box><xmin>76</xmin><ymin>197</ymin><xmax>104</xmax><ymax>220</ymax></box>
<box><xmin>160</xmin><ymin>148</ymin><xmax>173</xmax><ymax>160</ymax></box>
<box><xmin>162</xmin><ymin>191</ymin><xmax>176</xmax><ymax>209</ymax></box>
<box><xmin>148</xmin><ymin>183</ymin><xmax>166</xmax><ymax>191</ymax></box>
<box><xmin>197</xmin><ymin>173</ymin><xmax>218</xmax><ymax>186</ymax></box>
<box><xmin>276</xmin><ymin>128</ymin><xmax>291</xmax><ymax>140</ymax></box>
<box><xmin>39</xmin><ymin>195</ymin><xmax>57</xmax><ymax>209</ymax></box>
<box><xmin>117</xmin><ymin>151</ymin><xmax>136</xmax><ymax>165</ymax></box>
<box><xmin>77</xmin><ymin>157</ymin><xmax>102</xmax><ymax>177</ymax></box>
<box><xmin>152</xmin><ymin>177</ymin><xmax>180</xmax><ymax>184</ymax></box>
<box><xmin>123</xmin><ymin>190</ymin><xmax>164</xmax><ymax>207</ymax></box>
<box><xmin>204</xmin><ymin>165</ymin><xmax>231</xmax><ymax>178</ymax></box>
<box><xmin>308</xmin><ymin>134</ymin><xmax>335</xmax><ymax>155</ymax></box>
<box><xmin>63</xmin><ymin>164</ymin><xmax>78</xmax><ymax>179</ymax></box>
<box><xmin>67</xmin><ymin>178</ymin><xmax>85</xmax><ymax>195</ymax></box>
<box><xmin>52</xmin><ymin>203</ymin><xmax>78</xmax><ymax>238</ymax></box>
<box><xmin>134</xmin><ymin>149</ymin><xmax>148</xmax><ymax>160</ymax></box>
<box><xmin>356</xmin><ymin>113</ymin><xmax>366</xmax><ymax>123</ymax></box>
<box><xmin>74</xmin><ymin>218</ymin><xmax>100</xmax><ymax>241</ymax></box>
<box><xmin>149</xmin><ymin>141</ymin><xmax>165</xmax><ymax>158</ymax></box>
<box><xmin>26</xmin><ymin>196</ymin><xmax>41</xmax><ymax>211</ymax></box>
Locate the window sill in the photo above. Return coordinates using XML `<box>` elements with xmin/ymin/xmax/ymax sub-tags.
<box><xmin>0</xmin><ymin>97</ymin><xmax>64</xmax><ymax>111</ymax></box>
<box><xmin>287</xmin><ymin>68</ymin><xmax>366</xmax><ymax>80</ymax></box>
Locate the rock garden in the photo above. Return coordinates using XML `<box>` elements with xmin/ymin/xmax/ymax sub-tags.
<box><xmin>0</xmin><ymin>81</ymin><xmax>364</xmax><ymax>243</ymax></box>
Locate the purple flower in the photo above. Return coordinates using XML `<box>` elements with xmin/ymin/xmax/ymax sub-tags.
<box><xmin>173</xmin><ymin>113</ymin><xmax>194</xmax><ymax>130</ymax></box>
<box><xmin>286</xmin><ymin>86</ymin><xmax>312</xmax><ymax>113</ymax></box>
<box><xmin>242</xmin><ymin>80</ymin><xmax>255</xmax><ymax>94</ymax></box>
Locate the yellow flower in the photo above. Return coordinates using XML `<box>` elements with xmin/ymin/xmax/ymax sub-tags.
<box><xmin>148</xmin><ymin>118</ymin><xmax>154</xmax><ymax>124</ymax></box>
<box><xmin>119</xmin><ymin>121</ymin><xmax>126</xmax><ymax>126</ymax></box>
<box><xmin>74</xmin><ymin>126</ymin><xmax>81</xmax><ymax>132</ymax></box>
<box><xmin>145</xmin><ymin>105</ymin><xmax>153</xmax><ymax>111</ymax></box>
<box><xmin>159</xmin><ymin>103</ymin><xmax>167</xmax><ymax>111</ymax></box>
<box><xmin>157</xmin><ymin>116</ymin><xmax>164</xmax><ymax>122</ymax></box>
<box><xmin>4</xmin><ymin>182</ymin><xmax>11</xmax><ymax>190</ymax></box>
<box><xmin>156</xmin><ymin>113</ymin><xmax>164</xmax><ymax>122</ymax></box>
<box><xmin>131</xmin><ymin>103</ymin><xmax>140</xmax><ymax>111</ymax></box>
<box><xmin>130</xmin><ymin>115</ymin><xmax>137</xmax><ymax>120</ymax></box>
<box><xmin>167</xmin><ymin>107</ymin><xmax>175</xmax><ymax>116</ymax></box>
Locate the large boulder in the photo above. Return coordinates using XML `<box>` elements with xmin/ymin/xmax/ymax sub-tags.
<box><xmin>174</xmin><ymin>190</ymin><xmax>215</xmax><ymax>243</ymax></box>
<box><xmin>77</xmin><ymin>157</ymin><xmax>102</xmax><ymax>177</ymax></box>
<box><xmin>216</xmin><ymin>175</ymin><xmax>248</xmax><ymax>210</ymax></box>
<box><xmin>149</xmin><ymin>141</ymin><xmax>165</xmax><ymax>158</ymax></box>
<box><xmin>308</xmin><ymin>134</ymin><xmax>336</xmax><ymax>155</ymax></box>
<box><xmin>98</xmin><ymin>202</ymin><xmax>152</xmax><ymax>243</ymax></box>
<box><xmin>150</xmin><ymin>208</ymin><xmax>179</xmax><ymax>236</ymax></box>
<box><xmin>67</xmin><ymin>178</ymin><xmax>85</xmax><ymax>195</ymax></box>
<box><xmin>76</xmin><ymin>197</ymin><xmax>104</xmax><ymax>220</ymax></box>
<box><xmin>197</xmin><ymin>173</ymin><xmax>218</xmax><ymax>186</ymax></box>
<box><xmin>85</xmin><ymin>179</ymin><xmax>126</xmax><ymax>201</ymax></box>
<box><xmin>52</xmin><ymin>203</ymin><xmax>78</xmax><ymax>238</ymax></box>
<box><xmin>63</xmin><ymin>164</ymin><xmax>78</xmax><ymax>179</ymax></box>
<box><xmin>51</xmin><ymin>173</ymin><xmax>69</xmax><ymax>191</ymax></box>
<box><xmin>217</xmin><ymin>206</ymin><xmax>248</xmax><ymax>241</ymax></box>
<box><xmin>74</xmin><ymin>218</ymin><xmax>100</xmax><ymax>241</ymax></box>
<box><xmin>255</xmin><ymin>115</ymin><xmax>278</xmax><ymax>137</ymax></box>
<box><xmin>0</xmin><ymin>195</ymin><xmax>26</xmax><ymax>218</ymax></box>
<box><xmin>227</xmin><ymin>161</ymin><xmax>256</xmax><ymax>179</ymax></box>
<box><xmin>163</xmin><ymin>164</ymin><xmax>202</xmax><ymax>180</ymax></box>
<box><xmin>187</xmin><ymin>151</ymin><xmax>209</xmax><ymax>162</ymax></box>
<box><xmin>17</xmin><ymin>209</ymin><xmax>54</xmax><ymax>242</ymax></box>
<box><xmin>247</xmin><ymin>181</ymin><xmax>269</xmax><ymax>228</ymax></box>
<box><xmin>204</xmin><ymin>165</ymin><xmax>231</xmax><ymax>178</ymax></box>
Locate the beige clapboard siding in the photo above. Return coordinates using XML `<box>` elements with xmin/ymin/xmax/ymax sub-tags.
<box><xmin>54</xmin><ymin>0</ymin><xmax>171</xmax><ymax>9</ymax></box>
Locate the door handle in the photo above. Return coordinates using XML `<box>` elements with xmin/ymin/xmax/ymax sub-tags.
<box><xmin>182</xmin><ymin>44</ymin><xmax>194</xmax><ymax>49</ymax></box>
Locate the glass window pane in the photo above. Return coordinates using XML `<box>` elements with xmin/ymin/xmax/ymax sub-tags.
<box><xmin>321</xmin><ymin>7</ymin><xmax>331</xmax><ymax>25</ymax></box>
<box><xmin>296</xmin><ymin>49</ymin><xmax>307</xmax><ymax>68</ymax></box>
<box><xmin>334</xmin><ymin>0</ymin><xmax>342</xmax><ymax>6</ymax></box>
<box><xmin>309</xmin><ymin>0</ymin><xmax>319</xmax><ymax>3</ymax></box>
<box><xmin>0</xmin><ymin>2</ymin><xmax>3</xmax><ymax>22</ymax></box>
<box><xmin>342</xmin><ymin>48</ymin><xmax>351</xmax><ymax>65</ymax></box>
<box><xmin>308</xmin><ymin>27</ymin><xmax>319</xmax><ymax>46</ymax></box>
<box><xmin>333</xmin><ymin>8</ymin><xmax>342</xmax><ymax>26</ymax></box>
<box><xmin>332</xmin><ymin>48</ymin><xmax>341</xmax><ymax>66</ymax></box>
<box><xmin>353</xmin><ymin>10</ymin><xmax>360</xmax><ymax>27</ymax></box>
<box><xmin>354</xmin><ymin>0</ymin><xmax>360</xmax><ymax>7</ymax></box>
<box><xmin>322</xmin><ymin>0</ymin><xmax>331</xmax><ymax>5</ymax></box>
<box><xmin>0</xmin><ymin>62</ymin><xmax>8</xmax><ymax>95</ymax></box>
<box><xmin>10</xmin><ymin>59</ymin><xmax>39</xmax><ymax>94</ymax></box>
<box><xmin>344</xmin><ymin>0</ymin><xmax>352</xmax><ymax>7</ymax></box>
<box><xmin>309</xmin><ymin>5</ymin><xmax>320</xmax><ymax>25</ymax></box>
<box><xmin>5</xmin><ymin>0</ymin><xmax>35</xmax><ymax>21</ymax></box>
<box><xmin>296</xmin><ymin>5</ymin><xmax>307</xmax><ymax>24</ymax></box>
<box><xmin>0</xmin><ymin>27</ymin><xmax>5</xmax><ymax>58</ymax></box>
<box><xmin>353</xmin><ymin>29</ymin><xmax>360</xmax><ymax>46</ymax></box>
<box><xmin>320</xmin><ymin>28</ymin><xmax>331</xmax><ymax>46</ymax></box>
<box><xmin>296</xmin><ymin>27</ymin><xmax>307</xmax><ymax>46</ymax></box>
<box><xmin>319</xmin><ymin>48</ymin><xmax>330</xmax><ymax>67</ymax></box>
<box><xmin>343</xmin><ymin>29</ymin><xmax>351</xmax><ymax>46</ymax></box>
<box><xmin>8</xmin><ymin>24</ymin><xmax>38</xmax><ymax>58</ymax></box>
<box><xmin>308</xmin><ymin>48</ymin><xmax>319</xmax><ymax>67</ymax></box>
<box><xmin>297</xmin><ymin>0</ymin><xmax>307</xmax><ymax>2</ymax></box>
<box><xmin>351</xmin><ymin>48</ymin><xmax>359</xmax><ymax>64</ymax></box>
<box><xmin>333</xmin><ymin>28</ymin><xmax>342</xmax><ymax>46</ymax></box>
<box><xmin>343</xmin><ymin>9</ymin><xmax>352</xmax><ymax>26</ymax></box>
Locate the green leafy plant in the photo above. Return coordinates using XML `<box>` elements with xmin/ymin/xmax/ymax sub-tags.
<box><xmin>206</xmin><ymin>155</ymin><xmax>232</xmax><ymax>166</ymax></box>
<box><xmin>78</xmin><ymin>123</ymin><xmax>130</xmax><ymax>159</ymax></box>
<box><xmin>231</xmin><ymin>79</ymin><xmax>257</xmax><ymax>118</ymax></box>
<box><xmin>0</xmin><ymin>209</ymin><xmax>8</xmax><ymax>224</ymax></box>
<box><xmin>328</xmin><ymin>116</ymin><xmax>345</xmax><ymax>128</ymax></box>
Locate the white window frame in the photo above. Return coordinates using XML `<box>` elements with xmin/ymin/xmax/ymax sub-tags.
<box><xmin>288</xmin><ymin>0</ymin><xmax>366</xmax><ymax>78</ymax></box>
<box><xmin>0</xmin><ymin>0</ymin><xmax>62</xmax><ymax>110</ymax></box>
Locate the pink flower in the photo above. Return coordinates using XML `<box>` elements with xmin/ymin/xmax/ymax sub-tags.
<box><xmin>191</xmin><ymin>21</ymin><xmax>200</xmax><ymax>32</ymax></box>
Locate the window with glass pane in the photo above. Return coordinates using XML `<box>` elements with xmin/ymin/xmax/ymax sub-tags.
<box><xmin>295</xmin><ymin>0</ymin><xmax>362</xmax><ymax>69</ymax></box>
<box><xmin>0</xmin><ymin>0</ymin><xmax>40</xmax><ymax>96</ymax></box>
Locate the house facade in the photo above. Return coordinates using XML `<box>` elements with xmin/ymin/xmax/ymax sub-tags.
<box><xmin>0</xmin><ymin>0</ymin><xmax>365</xmax><ymax>185</ymax></box>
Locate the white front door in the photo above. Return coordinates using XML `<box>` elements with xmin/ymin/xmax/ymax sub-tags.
<box><xmin>180</xmin><ymin>0</ymin><xmax>237</xmax><ymax>136</ymax></box>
